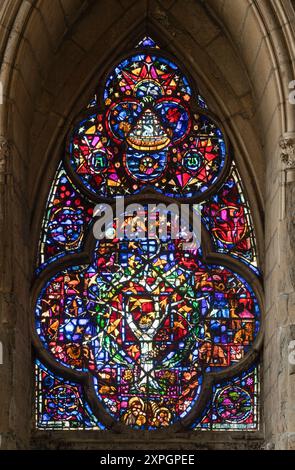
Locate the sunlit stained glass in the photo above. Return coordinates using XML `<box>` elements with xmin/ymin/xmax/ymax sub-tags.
<box><xmin>35</xmin><ymin>37</ymin><xmax>261</xmax><ymax>432</ymax></box>
<box><xmin>37</xmin><ymin>165</ymin><xmax>93</xmax><ymax>273</ymax></box>
<box><xmin>136</xmin><ymin>36</ymin><xmax>159</xmax><ymax>49</ymax></box>
<box><xmin>68</xmin><ymin>53</ymin><xmax>226</xmax><ymax>198</ymax></box>
<box><xmin>201</xmin><ymin>162</ymin><xmax>259</xmax><ymax>274</ymax></box>
<box><xmin>35</xmin><ymin>359</ymin><xmax>104</xmax><ymax>430</ymax></box>
<box><xmin>35</xmin><ymin>226</ymin><xmax>260</xmax><ymax>429</ymax></box>
<box><xmin>192</xmin><ymin>364</ymin><xmax>259</xmax><ymax>430</ymax></box>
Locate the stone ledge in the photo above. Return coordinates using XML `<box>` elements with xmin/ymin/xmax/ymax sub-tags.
<box><xmin>30</xmin><ymin>430</ymin><xmax>264</xmax><ymax>450</ymax></box>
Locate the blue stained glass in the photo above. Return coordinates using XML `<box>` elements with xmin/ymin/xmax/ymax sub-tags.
<box><xmin>192</xmin><ymin>364</ymin><xmax>259</xmax><ymax>431</ymax></box>
<box><xmin>35</xmin><ymin>359</ymin><xmax>105</xmax><ymax>430</ymax></box>
<box><xmin>136</xmin><ymin>36</ymin><xmax>159</xmax><ymax>48</ymax></box>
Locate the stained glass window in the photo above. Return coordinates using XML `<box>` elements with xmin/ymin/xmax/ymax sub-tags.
<box><xmin>35</xmin><ymin>359</ymin><xmax>104</xmax><ymax>430</ymax></box>
<box><xmin>67</xmin><ymin>54</ymin><xmax>226</xmax><ymax>198</ymax></box>
<box><xmin>34</xmin><ymin>38</ymin><xmax>262</xmax><ymax>432</ymax></box>
<box><xmin>192</xmin><ymin>364</ymin><xmax>259</xmax><ymax>430</ymax></box>
<box><xmin>37</xmin><ymin>164</ymin><xmax>93</xmax><ymax>273</ymax></box>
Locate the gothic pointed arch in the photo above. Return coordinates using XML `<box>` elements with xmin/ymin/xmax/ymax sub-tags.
<box><xmin>33</xmin><ymin>37</ymin><xmax>263</xmax><ymax>433</ymax></box>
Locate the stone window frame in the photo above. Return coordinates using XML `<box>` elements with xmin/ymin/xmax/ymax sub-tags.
<box><xmin>29</xmin><ymin>32</ymin><xmax>265</xmax><ymax>449</ymax></box>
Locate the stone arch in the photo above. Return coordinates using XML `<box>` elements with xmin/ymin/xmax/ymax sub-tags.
<box><xmin>0</xmin><ymin>0</ymin><xmax>294</xmax><ymax>449</ymax></box>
